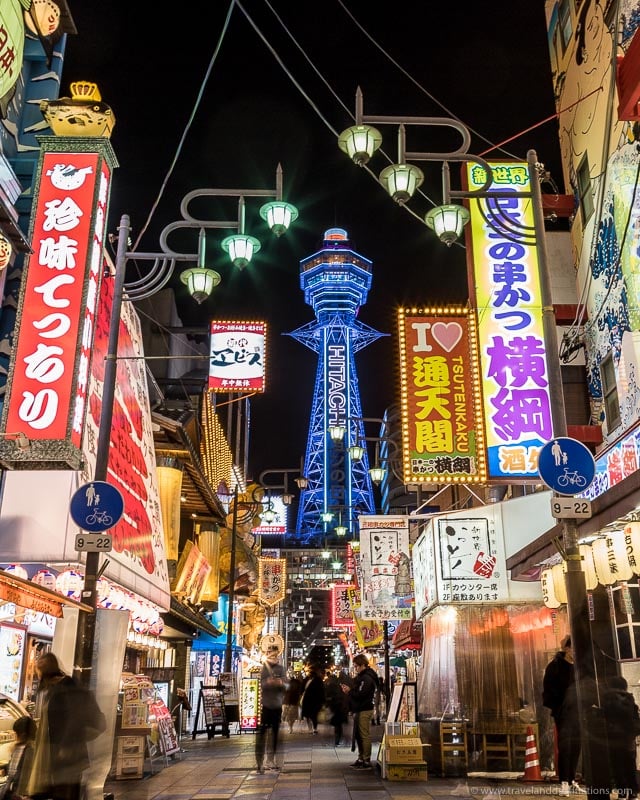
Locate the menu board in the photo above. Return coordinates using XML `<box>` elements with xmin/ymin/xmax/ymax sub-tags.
<box><xmin>202</xmin><ymin>687</ymin><xmax>225</xmax><ymax>725</ymax></box>
<box><xmin>239</xmin><ymin>676</ymin><xmax>259</xmax><ymax>731</ymax></box>
<box><xmin>217</xmin><ymin>672</ymin><xmax>238</xmax><ymax>704</ymax></box>
<box><xmin>149</xmin><ymin>700</ymin><xmax>179</xmax><ymax>756</ymax></box>
<box><xmin>0</xmin><ymin>624</ymin><xmax>26</xmax><ymax>701</ymax></box>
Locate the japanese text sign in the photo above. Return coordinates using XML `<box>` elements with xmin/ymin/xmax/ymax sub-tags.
<box><xmin>1</xmin><ymin>146</ymin><xmax>113</xmax><ymax>468</ymax></box>
<box><xmin>398</xmin><ymin>308</ymin><xmax>486</xmax><ymax>483</ymax></box>
<box><xmin>347</xmin><ymin>586</ymin><xmax>384</xmax><ymax>648</ymax></box>
<box><xmin>330</xmin><ymin>583</ymin><xmax>356</xmax><ymax>628</ymax></box>
<box><xmin>258</xmin><ymin>557</ymin><xmax>286</xmax><ymax>606</ymax></box>
<box><xmin>209</xmin><ymin>320</ymin><xmax>266</xmax><ymax>393</ymax></box>
<box><xmin>358</xmin><ymin>515</ymin><xmax>413</xmax><ymax>620</ymax></box>
<box><xmin>467</xmin><ymin>161</ymin><xmax>551</xmax><ymax>480</ymax></box>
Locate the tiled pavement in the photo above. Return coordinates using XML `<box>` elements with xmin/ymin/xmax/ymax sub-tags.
<box><xmin>104</xmin><ymin>722</ymin><xmax>575</xmax><ymax>800</ymax></box>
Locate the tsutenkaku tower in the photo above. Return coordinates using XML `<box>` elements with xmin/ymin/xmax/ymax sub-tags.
<box><xmin>287</xmin><ymin>228</ymin><xmax>385</xmax><ymax>544</ymax></box>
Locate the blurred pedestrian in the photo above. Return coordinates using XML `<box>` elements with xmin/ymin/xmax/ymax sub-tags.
<box><xmin>28</xmin><ymin>652</ymin><xmax>105</xmax><ymax>800</ymax></box>
<box><xmin>600</xmin><ymin>675</ymin><xmax>640</xmax><ymax>799</ymax></box>
<box><xmin>324</xmin><ymin>671</ymin><xmax>349</xmax><ymax>746</ymax></box>
<box><xmin>343</xmin><ymin>653</ymin><xmax>378</xmax><ymax>769</ymax></box>
<box><xmin>282</xmin><ymin>672</ymin><xmax>304</xmax><ymax>733</ymax></box>
<box><xmin>255</xmin><ymin>645</ymin><xmax>286</xmax><ymax>773</ymax></box>
<box><xmin>542</xmin><ymin>636</ymin><xmax>585</xmax><ymax>796</ymax></box>
<box><xmin>0</xmin><ymin>716</ymin><xmax>36</xmax><ymax>800</ymax></box>
<box><xmin>301</xmin><ymin>664</ymin><xmax>325</xmax><ymax>734</ymax></box>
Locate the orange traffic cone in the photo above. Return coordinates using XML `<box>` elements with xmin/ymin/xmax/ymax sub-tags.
<box><xmin>520</xmin><ymin>725</ymin><xmax>543</xmax><ymax>781</ymax></box>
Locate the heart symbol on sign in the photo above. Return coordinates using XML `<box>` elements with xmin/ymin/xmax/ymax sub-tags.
<box><xmin>431</xmin><ymin>322</ymin><xmax>463</xmax><ymax>353</ymax></box>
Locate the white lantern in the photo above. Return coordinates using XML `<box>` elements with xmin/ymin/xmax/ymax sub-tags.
<box><xmin>623</xmin><ymin>522</ymin><xmax>640</xmax><ymax>575</ymax></box>
<box><xmin>55</xmin><ymin>569</ymin><xmax>83</xmax><ymax>599</ymax></box>
<box><xmin>4</xmin><ymin>564</ymin><xmax>28</xmax><ymax>581</ymax></box>
<box><xmin>579</xmin><ymin>544</ymin><xmax>599</xmax><ymax>591</ymax></box>
<box><xmin>593</xmin><ymin>532</ymin><xmax>633</xmax><ymax>585</ymax></box>
<box><xmin>32</xmin><ymin>569</ymin><xmax>56</xmax><ymax>590</ymax></box>
<box><xmin>551</xmin><ymin>562</ymin><xmax>568</xmax><ymax>605</ymax></box>
<box><xmin>541</xmin><ymin>566</ymin><xmax>563</xmax><ymax>608</ymax></box>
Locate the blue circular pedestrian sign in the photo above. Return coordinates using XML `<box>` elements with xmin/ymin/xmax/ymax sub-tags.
<box><xmin>70</xmin><ymin>481</ymin><xmax>124</xmax><ymax>532</ymax></box>
<box><xmin>538</xmin><ymin>437</ymin><xmax>596</xmax><ymax>496</ymax></box>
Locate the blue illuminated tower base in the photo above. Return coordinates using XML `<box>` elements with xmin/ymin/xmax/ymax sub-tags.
<box><xmin>287</xmin><ymin>228</ymin><xmax>386</xmax><ymax>543</ymax></box>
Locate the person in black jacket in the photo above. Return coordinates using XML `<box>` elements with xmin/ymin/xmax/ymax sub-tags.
<box><xmin>542</xmin><ymin>636</ymin><xmax>585</xmax><ymax>796</ymax></box>
<box><xmin>255</xmin><ymin>646</ymin><xmax>286</xmax><ymax>772</ymax></box>
<box><xmin>342</xmin><ymin>653</ymin><xmax>379</xmax><ymax>769</ymax></box>
<box><xmin>600</xmin><ymin>675</ymin><xmax>640</xmax><ymax>799</ymax></box>
<box><xmin>324</xmin><ymin>672</ymin><xmax>350</xmax><ymax>746</ymax></box>
<box><xmin>300</xmin><ymin>664</ymin><xmax>325</xmax><ymax>735</ymax></box>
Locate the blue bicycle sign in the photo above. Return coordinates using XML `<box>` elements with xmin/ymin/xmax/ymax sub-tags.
<box><xmin>538</xmin><ymin>438</ymin><xmax>596</xmax><ymax>496</ymax></box>
<box><xmin>70</xmin><ymin>481</ymin><xmax>124</xmax><ymax>532</ymax></box>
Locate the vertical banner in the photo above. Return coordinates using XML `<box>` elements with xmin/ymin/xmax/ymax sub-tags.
<box><xmin>358</xmin><ymin>515</ymin><xmax>412</xmax><ymax>620</ymax></box>
<box><xmin>398</xmin><ymin>307</ymin><xmax>486</xmax><ymax>483</ymax></box>
<box><xmin>467</xmin><ymin>161</ymin><xmax>552</xmax><ymax>480</ymax></box>
<box><xmin>257</xmin><ymin>558</ymin><xmax>286</xmax><ymax>606</ymax></box>
<box><xmin>0</xmin><ymin>141</ymin><xmax>115</xmax><ymax>468</ymax></box>
<box><xmin>208</xmin><ymin>320</ymin><xmax>266</xmax><ymax>392</ymax></box>
<box><xmin>330</xmin><ymin>583</ymin><xmax>356</xmax><ymax>628</ymax></box>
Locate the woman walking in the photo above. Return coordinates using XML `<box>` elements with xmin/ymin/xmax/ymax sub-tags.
<box><xmin>300</xmin><ymin>664</ymin><xmax>325</xmax><ymax>735</ymax></box>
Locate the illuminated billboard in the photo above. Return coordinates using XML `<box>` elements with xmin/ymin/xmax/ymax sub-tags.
<box><xmin>0</xmin><ymin>142</ymin><xmax>115</xmax><ymax>469</ymax></box>
<box><xmin>467</xmin><ymin>161</ymin><xmax>552</xmax><ymax>480</ymax></box>
<box><xmin>208</xmin><ymin>320</ymin><xmax>266</xmax><ymax>393</ymax></box>
<box><xmin>398</xmin><ymin>307</ymin><xmax>486</xmax><ymax>484</ymax></box>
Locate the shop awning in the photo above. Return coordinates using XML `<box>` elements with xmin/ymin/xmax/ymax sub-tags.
<box><xmin>162</xmin><ymin>596</ymin><xmax>223</xmax><ymax>639</ymax></box>
<box><xmin>0</xmin><ymin>568</ymin><xmax>93</xmax><ymax>617</ymax></box>
<box><xmin>392</xmin><ymin>619</ymin><xmax>423</xmax><ymax>651</ymax></box>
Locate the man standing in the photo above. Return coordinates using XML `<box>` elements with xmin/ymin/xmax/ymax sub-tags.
<box><xmin>542</xmin><ymin>636</ymin><xmax>586</xmax><ymax>796</ymax></box>
<box><xmin>343</xmin><ymin>653</ymin><xmax>379</xmax><ymax>770</ymax></box>
<box><xmin>255</xmin><ymin>645</ymin><xmax>286</xmax><ymax>773</ymax></box>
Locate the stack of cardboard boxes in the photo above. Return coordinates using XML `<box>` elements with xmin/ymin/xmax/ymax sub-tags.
<box><xmin>379</xmin><ymin>722</ymin><xmax>429</xmax><ymax>780</ymax></box>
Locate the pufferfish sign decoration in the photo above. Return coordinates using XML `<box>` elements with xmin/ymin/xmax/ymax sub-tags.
<box><xmin>40</xmin><ymin>81</ymin><xmax>116</xmax><ymax>138</ymax></box>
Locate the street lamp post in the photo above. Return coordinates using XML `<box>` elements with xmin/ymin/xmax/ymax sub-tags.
<box><xmin>73</xmin><ymin>173</ymin><xmax>298</xmax><ymax>687</ymax></box>
<box><xmin>338</xmin><ymin>91</ymin><xmax>594</xmax><ymax>786</ymax></box>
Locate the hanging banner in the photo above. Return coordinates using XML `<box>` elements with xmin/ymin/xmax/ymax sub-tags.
<box><xmin>257</xmin><ymin>558</ymin><xmax>286</xmax><ymax>606</ymax></box>
<box><xmin>467</xmin><ymin>161</ymin><xmax>552</xmax><ymax>481</ymax></box>
<box><xmin>398</xmin><ymin>307</ymin><xmax>486</xmax><ymax>484</ymax></box>
<box><xmin>330</xmin><ymin>583</ymin><xmax>356</xmax><ymax>628</ymax></box>
<box><xmin>173</xmin><ymin>540</ymin><xmax>212</xmax><ymax>605</ymax></box>
<box><xmin>347</xmin><ymin>587</ymin><xmax>384</xmax><ymax>648</ymax></box>
<box><xmin>208</xmin><ymin>320</ymin><xmax>266</xmax><ymax>393</ymax></box>
<box><xmin>358</xmin><ymin>515</ymin><xmax>412</xmax><ymax>620</ymax></box>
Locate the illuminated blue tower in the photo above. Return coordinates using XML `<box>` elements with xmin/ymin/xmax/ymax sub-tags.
<box><xmin>287</xmin><ymin>228</ymin><xmax>385</xmax><ymax>543</ymax></box>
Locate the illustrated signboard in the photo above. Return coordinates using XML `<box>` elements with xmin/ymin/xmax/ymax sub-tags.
<box><xmin>398</xmin><ymin>308</ymin><xmax>486</xmax><ymax>484</ymax></box>
<box><xmin>258</xmin><ymin>558</ymin><xmax>286</xmax><ymax>606</ymax></box>
<box><xmin>208</xmin><ymin>320</ymin><xmax>266</xmax><ymax>393</ymax></box>
<box><xmin>358</xmin><ymin>515</ymin><xmax>412</xmax><ymax>620</ymax></box>
<box><xmin>467</xmin><ymin>161</ymin><xmax>552</xmax><ymax>481</ymax></box>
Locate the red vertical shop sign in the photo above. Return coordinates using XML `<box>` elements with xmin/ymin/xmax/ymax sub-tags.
<box><xmin>0</xmin><ymin>145</ymin><xmax>113</xmax><ymax>469</ymax></box>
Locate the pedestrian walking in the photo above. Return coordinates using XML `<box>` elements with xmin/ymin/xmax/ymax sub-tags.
<box><xmin>28</xmin><ymin>652</ymin><xmax>106</xmax><ymax>800</ymax></box>
<box><xmin>300</xmin><ymin>664</ymin><xmax>325</xmax><ymax>734</ymax></box>
<box><xmin>542</xmin><ymin>636</ymin><xmax>586</xmax><ymax>796</ymax></box>
<box><xmin>343</xmin><ymin>653</ymin><xmax>378</xmax><ymax>770</ymax></box>
<box><xmin>324</xmin><ymin>671</ymin><xmax>350</xmax><ymax>746</ymax></box>
<box><xmin>255</xmin><ymin>645</ymin><xmax>286</xmax><ymax>773</ymax></box>
<box><xmin>600</xmin><ymin>675</ymin><xmax>640</xmax><ymax>799</ymax></box>
<box><xmin>0</xmin><ymin>716</ymin><xmax>36</xmax><ymax>800</ymax></box>
<box><xmin>282</xmin><ymin>672</ymin><xmax>304</xmax><ymax>733</ymax></box>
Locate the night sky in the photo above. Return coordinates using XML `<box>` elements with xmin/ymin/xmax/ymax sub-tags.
<box><xmin>60</xmin><ymin>1</ymin><xmax>562</xmax><ymax>478</ymax></box>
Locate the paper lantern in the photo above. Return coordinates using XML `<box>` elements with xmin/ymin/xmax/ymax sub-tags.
<box><xmin>4</xmin><ymin>564</ymin><xmax>28</xmax><ymax>581</ymax></box>
<box><xmin>592</xmin><ymin>532</ymin><xmax>633</xmax><ymax>585</ymax></box>
<box><xmin>32</xmin><ymin>569</ymin><xmax>56</xmax><ymax>590</ymax></box>
<box><xmin>579</xmin><ymin>544</ymin><xmax>599</xmax><ymax>591</ymax></box>
<box><xmin>24</xmin><ymin>0</ymin><xmax>61</xmax><ymax>36</ymax></box>
<box><xmin>55</xmin><ymin>569</ymin><xmax>83</xmax><ymax>599</ymax></box>
<box><xmin>156</xmin><ymin>458</ymin><xmax>183</xmax><ymax>562</ymax></box>
<box><xmin>0</xmin><ymin>234</ymin><xmax>12</xmax><ymax>270</ymax></box>
<box><xmin>541</xmin><ymin>568</ymin><xmax>561</xmax><ymax>608</ymax></box>
<box><xmin>623</xmin><ymin>522</ymin><xmax>640</xmax><ymax>575</ymax></box>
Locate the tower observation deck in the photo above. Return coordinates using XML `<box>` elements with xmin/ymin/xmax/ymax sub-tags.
<box><xmin>286</xmin><ymin>228</ymin><xmax>386</xmax><ymax>544</ymax></box>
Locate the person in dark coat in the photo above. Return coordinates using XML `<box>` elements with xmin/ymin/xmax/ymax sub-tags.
<box><xmin>300</xmin><ymin>664</ymin><xmax>325</xmax><ymax>734</ymax></box>
<box><xmin>255</xmin><ymin>645</ymin><xmax>286</xmax><ymax>772</ymax></box>
<box><xmin>542</xmin><ymin>636</ymin><xmax>584</xmax><ymax>795</ymax></box>
<box><xmin>600</xmin><ymin>675</ymin><xmax>640</xmax><ymax>799</ymax></box>
<box><xmin>282</xmin><ymin>672</ymin><xmax>304</xmax><ymax>733</ymax></box>
<box><xmin>324</xmin><ymin>672</ymin><xmax>350</xmax><ymax>746</ymax></box>
<box><xmin>28</xmin><ymin>652</ymin><xmax>105</xmax><ymax>800</ymax></box>
<box><xmin>343</xmin><ymin>653</ymin><xmax>379</xmax><ymax>769</ymax></box>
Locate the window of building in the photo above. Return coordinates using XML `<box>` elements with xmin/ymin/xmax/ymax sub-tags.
<box><xmin>577</xmin><ymin>155</ymin><xmax>594</xmax><ymax>223</ymax></box>
<box><xmin>600</xmin><ymin>351</ymin><xmax>621</xmax><ymax>432</ymax></box>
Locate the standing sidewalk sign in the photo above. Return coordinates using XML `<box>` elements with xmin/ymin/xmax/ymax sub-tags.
<box><xmin>191</xmin><ymin>682</ymin><xmax>228</xmax><ymax>739</ymax></box>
